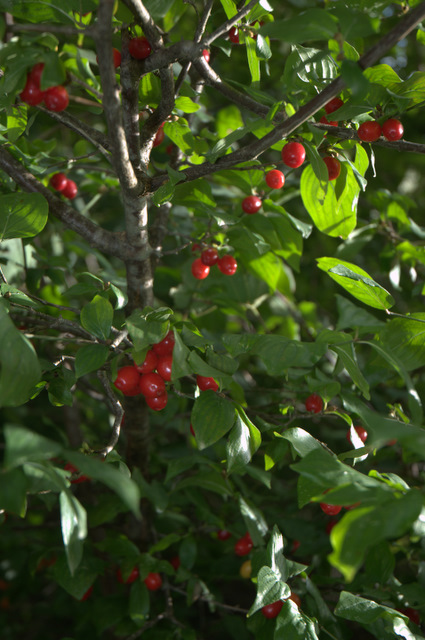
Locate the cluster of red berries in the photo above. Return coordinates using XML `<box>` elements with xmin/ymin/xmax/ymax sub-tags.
<box><xmin>358</xmin><ymin>117</ymin><xmax>404</xmax><ymax>142</ymax></box>
<box><xmin>114</xmin><ymin>330</ymin><xmax>175</xmax><ymax>410</ymax></box>
<box><xmin>49</xmin><ymin>172</ymin><xmax>78</xmax><ymax>200</ymax></box>
<box><xmin>116</xmin><ymin>566</ymin><xmax>162</xmax><ymax>591</ymax></box>
<box><xmin>20</xmin><ymin>63</ymin><xmax>69</xmax><ymax>112</ymax></box>
<box><xmin>191</xmin><ymin>245</ymin><xmax>237</xmax><ymax>279</ymax></box>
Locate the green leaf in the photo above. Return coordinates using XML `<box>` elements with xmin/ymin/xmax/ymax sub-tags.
<box><xmin>246</xmin><ymin>36</ymin><xmax>260</xmax><ymax>83</ymax></box>
<box><xmin>0</xmin><ymin>284</ymin><xmax>38</xmax><ymax>308</ymax></box>
<box><xmin>275</xmin><ymin>601</ymin><xmax>320</xmax><ymax>640</ymax></box>
<box><xmin>379</xmin><ymin>314</ymin><xmax>425</xmax><ymax>372</ymax></box>
<box><xmin>0</xmin><ymin>467</ymin><xmax>28</xmax><ymax>516</ymax></box>
<box><xmin>4</xmin><ymin>425</ymin><xmax>62</xmax><ymax>468</ymax></box>
<box><xmin>317</xmin><ymin>257</ymin><xmax>395</xmax><ymax>310</ymax></box>
<box><xmin>129</xmin><ymin>580</ymin><xmax>149</xmax><ymax>625</ymax></box>
<box><xmin>163</xmin><ymin>121</ymin><xmax>199</xmax><ymax>156</ymax></box>
<box><xmin>175</xmin><ymin>470</ymin><xmax>233</xmax><ymax>496</ymax></box>
<box><xmin>75</xmin><ymin>344</ymin><xmax>109</xmax><ymax>379</ymax></box>
<box><xmin>175</xmin><ymin>96</ymin><xmax>200</xmax><ymax>113</ymax></box>
<box><xmin>219</xmin><ymin>0</ymin><xmax>237</xmax><ymax>19</ymax></box>
<box><xmin>0</xmin><ymin>302</ymin><xmax>41</xmax><ymax>407</ymax></box>
<box><xmin>247</xmin><ymin>566</ymin><xmax>290</xmax><ymax>616</ymax></box>
<box><xmin>127</xmin><ymin>309</ymin><xmax>171</xmax><ymax>353</ymax></box>
<box><xmin>279</xmin><ymin>427</ymin><xmax>323</xmax><ymax>458</ymax></box>
<box><xmin>0</xmin><ymin>193</ymin><xmax>48</xmax><ymax>239</ymax></box>
<box><xmin>191</xmin><ymin>392</ymin><xmax>235</xmax><ymax>450</ymax></box>
<box><xmin>80</xmin><ymin>295</ymin><xmax>114</xmax><ymax>340</ymax></box>
<box><xmin>226</xmin><ymin>407</ymin><xmax>261</xmax><ymax>473</ymax></box>
<box><xmin>59</xmin><ymin>490</ymin><xmax>87</xmax><ymax>575</ymax></box>
<box><xmin>330</xmin><ymin>343</ymin><xmax>370</xmax><ymax>399</ymax></box>
<box><xmin>260</xmin><ymin>10</ymin><xmax>338</xmax><ymax>43</ymax></box>
<box><xmin>52</xmin><ymin>554</ymin><xmax>100</xmax><ymax>600</ymax></box>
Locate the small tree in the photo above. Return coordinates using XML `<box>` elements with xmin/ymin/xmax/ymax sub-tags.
<box><xmin>1</xmin><ymin>1</ymin><xmax>425</xmax><ymax>638</ymax></box>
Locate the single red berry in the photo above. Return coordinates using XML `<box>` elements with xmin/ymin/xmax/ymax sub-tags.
<box><xmin>217</xmin><ymin>529</ymin><xmax>231</xmax><ymax>541</ymax></box>
<box><xmin>326</xmin><ymin>519</ymin><xmax>338</xmax><ymax>534</ymax></box>
<box><xmin>156</xmin><ymin>355</ymin><xmax>173</xmax><ymax>382</ymax></box>
<box><xmin>242</xmin><ymin>195</ymin><xmax>262</xmax><ymax>214</ymax></box>
<box><xmin>281</xmin><ymin>141</ymin><xmax>306</xmax><ymax>168</ymax></box>
<box><xmin>28</xmin><ymin>62</ymin><xmax>45</xmax><ymax>86</ymax></box>
<box><xmin>135</xmin><ymin>349</ymin><xmax>158</xmax><ymax>374</ymax></box>
<box><xmin>265</xmin><ymin>169</ymin><xmax>285</xmax><ymax>189</ymax></box>
<box><xmin>325</xmin><ymin>97</ymin><xmax>344</xmax><ymax>115</ymax></box>
<box><xmin>128</xmin><ymin>36</ymin><xmax>152</xmax><ymax>60</ymax></box>
<box><xmin>217</xmin><ymin>255</ymin><xmax>238</xmax><ymax>276</ymax></box>
<box><xmin>305</xmin><ymin>393</ymin><xmax>323</xmax><ymax>413</ymax></box>
<box><xmin>382</xmin><ymin>118</ymin><xmax>404</xmax><ymax>141</ymax></box>
<box><xmin>64</xmin><ymin>462</ymin><xmax>90</xmax><ymax>484</ymax></box>
<box><xmin>357</xmin><ymin>120</ymin><xmax>382</xmax><ymax>142</ymax></box>
<box><xmin>320</xmin><ymin>115</ymin><xmax>337</xmax><ymax>126</ymax></box>
<box><xmin>153</xmin><ymin>330</ymin><xmax>175</xmax><ymax>356</ymax></box>
<box><xmin>228</xmin><ymin>26</ymin><xmax>240</xmax><ymax>44</ymax></box>
<box><xmin>144</xmin><ymin>572</ymin><xmax>162</xmax><ymax>591</ymax></box>
<box><xmin>234</xmin><ymin>533</ymin><xmax>253</xmax><ymax>556</ymax></box>
<box><xmin>20</xmin><ymin>79</ymin><xmax>45</xmax><ymax>106</ymax></box>
<box><xmin>398</xmin><ymin>607</ymin><xmax>420</xmax><ymax>625</ymax></box>
<box><xmin>112</xmin><ymin>48</ymin><xmax>121</xmax><ymax>68</ymax></box>
<box><xmin>191</xmin><ymin>243</ymin><xmax>201</xmax><ymax>252</ymax></box>
<box><xmin>44</xmin><ymin>86</ymin><xmax>69</xmax><ymax>112</ymax></box>
<box><xmin>153</xmin><ymin>125</ymin><xmax>165</xmax><ymax>147</ymax></box>
<box><xmin>79</xmin><ymin>585</ymin><xmax>93</xmax><ymax>601</ymax></box>
<box><xmin>201</xmin><ymin>247</ymin><xmax>219</xmax><ymax>266</ymax></box>
<box><xmin>116</xmin><ymin>567</ymin><xmax>139</xmax><ymax>584</ymax></box>
<box><xmin>196</xmin><ymin>375</ymin><xmax>219</xmax><ymax>392</ymax></box>
<box><xmin>202</xmin><ymin>49</ymin><xmax>210</xmax><ymax>62</ymax></box>
<box><xmin>320</xmin><ymin>502</ymin><xmax>342</xmax><ymax>515</ymax></box>
<box><xmin>139</xmin><ymin>372</ymin><xmax>166</xmax><ymax>398</ymax></box>
<box><xmin>346</xmin><ymin>425</ymin><xmax>368</xmax><ymax>445</ymax></box>
<box><xmin>291</xmin><ymin>539</ymin><xmax>300</xmax><ymax>553</ymax></box>
<box><xmin>49</xmin><ymin>173</ymin><xmax>68</xmax><ymax>192</ymax></box>
<box><xmin>114</xmin><ymin>365</ymin><xmax>141</xmax><ymax>395</ymax></box>
<box><xmin>61</xmin><ymin>179</ymin><xmax>78</xmax><ymax>200</ymax></box>
<box><xmin>288</xmin><ymin>592</ymin><xmax>301</xmax><ymax>607</ymax></box>
<box><xmin>146</xmin><ymin>391</ymin><xmax>168</xmax><ymax>411</ymax></box>
<box><xmin>323</xmin><ymin>156</ymin><xmax>341</xmax><ymax>181</ymax></box>
<box><xmin>170</xmin><ymin>556</ymin><xmax>180</xmax><ymax>570</ymax></box>
<box><xmin>261</xmin><ymin>600</ymin><xmax>283</xmax><ymax>619</ymax></box>
<box><xmin>192</xmin><ymin>258</ymin><xmax>210</xmax><ymax>280</ymax></box>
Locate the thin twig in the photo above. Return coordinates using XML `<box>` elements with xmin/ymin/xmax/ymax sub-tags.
<box><xmin>94</xmin><ymin>371</ymin><xmax>123</xmax><ymax>457</ymax></box>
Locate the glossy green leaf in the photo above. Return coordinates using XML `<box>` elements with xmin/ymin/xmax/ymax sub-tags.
<box><xmin>330</xmin><ymin>343</ymin><xmax>370</xmax><ymax>399</ymax></box>
<box><xmin>4</xmin><ymin>425</ymin><xmax>62</xmax><ymax>468</ymax></box>
<box><xmin>129</xmin><ymin>580</ymin><xmax>149</xmax><ymax>625</ymax></box>
<box><xmin>279</xmin><ymin>427</ymin><xmax>323</xmax><ymax>458</ymax></box>
<box><xmin>275</xmin><ymin>601</ymin><xmax>320</xmax><ymax>640</ymax></box>
<box><xmin>247</xmin><ymin>565</ymin><xmax>290</xmax><ymax>616</ymax></box>
<box><xmin>219</xmin><ymin>0</ymin><xmax>237</xmax><ymax>19</ymax></box>
<box><xmin>80</xmin><ymin>295</ymin><xmax>113</xmax><ymax>340</ymax></box>
<box><xmin>191</xmin><ymin>392</ymin><xmax>235</xmax><ymax>450</ymax></box>
<box><xmin>246</xmin><ymin>36</ymin><xmax>260</xmax><ymax>83</ymax></box>
<box><xmin>226</xmin><ymin>408</ymin><xmax>261</xmax><ymax>473</ymax></box>
<box><xmin>379</xmin><ymin>314</ymin><xmax>425</xmax><ymax>372</ymax></box>
<box><xmin>52</xmin><ymin>554</ymin><xmax>99</xmax><ymax>600</ymax></box>
<box><xmin>0</xmin><ymin>467</ymin><xmax>28</xmax><ymax>516</ymax></box>
<box><xmin>0</xmin><ymin>193</ymin><xmax>48</xmax><ymax>239</ymax></box>
<box><xmin>75</xmin><ymin>344</ymin><xmax>109</xmax><ymax>379</ymax></box>
<box><xmin>59</xmin><ymin>490</ymin><xmax>87</xmax><ymax>575</ymax></box>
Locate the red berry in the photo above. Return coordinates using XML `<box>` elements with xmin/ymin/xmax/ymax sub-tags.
<box><xmin>49</xmin><ymin>173</ymin><xmax>68</xmax><ymax>192</ymax></box>
<box><xmin>153</xmin><ymin>125</ymin><xmax>165</xmax><ymax>147</ymax></box>
<box><xmin>44</xmin><ymin>86</ymin><xmax>69</xmax><ymax>112</ymax></box>
<box><xmin>29</xmin><ymin>62</ymin><xmax>45</xmax><ymax>86</ymax></box>
<box><xmin>305</xmin><ymin>393</ymin><xmax>323</xmax><ymax>413</ymax></box>
<box><xmin>346</xmin><ymin>425</ymin><xmax>368</xmax><ymax>446</ymax></box>
<box><xmin>144</xmin><ymin>572</ymin><xmax>162</xmax><ymax>591</ymax></box>
<box><xmin>114</xmin><ymin>365</ymin><xmax>141</xmax><ymax>395</ymax></box>
<box><xmin>323</xmin><ymin>156</ymin><xmax>341</xmax><ymax>181</ymax></box>
<box><xmin>20</xmin><ymin>79</ymin><xmax>45</xmax><ymax>106</ymax></box>
<box><xmin>156</xmin><ymin>355</ymin><xmax>173</xmax><ymax>381</ymax></box>
<box><xmin>191</xmin><ymin>243</ymin><xmax>201</xmax><ymax>252</ymax></box>
<box><xmin>320</xmin><ymin>502</ymin><xmax>342</xmax><ymax>515</ymax></box>
<box><xmin>135</xmin><ymin>349</ymin><xmax>158</xmax><ymax>374</ymax></box>
<box><xmin>129</xmin><ymin>36</ymin><xmax>152</xmax><ymax>60</ymax></box>
<box><xmin>228</xmin><ymin>27</ymin><xmax>240</xmax><ymax>44</ymax></box>
<box><xmin>265</xmin><ymin>169</ymin><xmax>285</xmax><ymax>189</ymax></box>
<box><xmin>153</xmin><ymin>330</ymin><xmax>175</xmax><ymax>356</ymax></box>
<box><xmin>170</xmin><ymin>556</ymin><xmax>180</xmax><ymax>570</ymax></box>
<box><xmin>398</xmin><ymin>607</ymin><xmax>420</xmax><ymax>625</ymax></box>
<box><xmin>116</xmin><ymin>567</ymin><xmax>139</xmax><ymax>584</ymax></box>
<box><xmin>261</xmin><ymin>600</ymin><xmax>283</xmax><ymax>619</ymax></box>
<box><xmin>79</xmin><ymin>585</ymin><xmax>93</xmax><ymax>601</ymax></box>
<box><xmin>146</xmin><ymin>391</ymin><xmax>168</xmax><ymax>411</ymax></box>
<box><xmin>64</xmin><ymin>462</ymin><xmax>90</xmax><ymax>484</ymax></box>
<box><xmin>196</xmin><ymin>375</ymin><xmax>218</xmax><ymax>392</ymax></box>
<box><xmin>234</xmin><ymin>532</ymin><xmax>253</xmax><ymax>556</ymax></box>
<box><xmin>201</xmin><ymin>248</ymin><xmax>218</xmax><ymax>266</ymax></box>
<box><xmin>192</xmin><ymin>257</ymin><xmax>210</xmax><ymax>280</ymax></box>
<box><xmin>217</xmin><ymin>255</ymin><xmax>238</xmax><ymax>276</ymax></box>
<box><xmin>357</xmin><ymin>120</ymin><xmax>382</xmax><ymax>142</ymax></box>
<box><xmin>202</xmin><ymin>49</ymin><xmax>210</xmax><ymax>62</ymax></box>
<box><xmin>320</xmin><ymin>115</ymin><xmax>337</xmax><ymax>126</ymax></box>
<box><xmin>281</xmin><ymin>141</ymin><xmax>306</xmax><ymax>168</ymax></box>
<box><xmin>325</xmin><ymin>97</ymin><xmax>344</xmax><ymax>115</ymax></box>
<box><xmin>382</xmin><ymin>118</ymin><xmax>404</xmax><ymax>141</ymax></box>
<box><xmin>326</xmin><ymin>519</ymin><xmax>338</xmax><ymax>534</ymax></box>
<box><xmin>139</xmin><ymin>372</ymin><xmax>166</xmax><ymax>398</ymax></box>
<box><xmin>61</xmin><ymin>179</ymin><xmax>78</xmax><ymax>200</ymax></box>
<box><xmin>242</xmin><ymin>195</ymin><xmax>262</xmax><ymax>214</ymax></box>
<box><xmin>288</xmin><ymin>593</ymin><xmax>301</xmax><ymax>607</ymax></box>
<box><xmin>112</xmin><ymin>48</ymin><xmax>121</xmax><ymax>68</ymax></box>
<box><xmin>217</xmin><ymin>529</ymin><xmax>231</xmax><ymax>541</ymax></box>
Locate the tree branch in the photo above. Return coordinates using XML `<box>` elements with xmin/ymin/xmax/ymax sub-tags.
<box><xmin>120</xmin><ymin>27</ymin><xmax>144</xmax><ymax>173</ymax></box>
<box><xmin>202</xmin><ymin>0</ymin><xmax>260</xmax><ymax>46</ymax></box>
<box><xmin>121</xmin><ymin>0</ymin><xmax>165</xmax><ymax>47</ymax></box>
<box><xmin>314</xmin><ymin>123</ymin><xmax>425</xmax><ymax>154</ymax></box>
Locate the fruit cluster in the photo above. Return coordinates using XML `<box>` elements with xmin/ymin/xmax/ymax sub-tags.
<box><xmin>20</xmin><ymin>63</ymin><xmax>69</xmax><ymax>112</ymax></box>
<box><xmin>114</xmin><ymin>330</ymin><xmax>175</xmax><ymax>410</ymax></box>
<box><xmin>49</xmin><ymin>172</ymin><xmax>78</xmax><ymax>200</ymax></box>
<box><xmin>191</xmin><ymin>246</ymin><xmax>237</xmax><ymax>279</ymax></box>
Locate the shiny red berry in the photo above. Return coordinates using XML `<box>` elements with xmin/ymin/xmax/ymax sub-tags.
<box><xmin>305</xmin><ymin>393</ymin><xmax>323</xmax><ymax>413</ymax></box>
<box><xmin>242</xmin><ymin>195</ymin><xmax>262</xmax><ymax>214</ymax></box>
<box><xmin>358</xmin><ymin>120</ymin><xmax>382</xmax><ymax>142</ymax></box>
<box><xmin>44</xmin><ymin>86</ymin><xmax>69</xmax><ymax>112</ymax></box>
<box><xmin>157</xmin><ymin>355</ymin><xmax>172</xmax><ymax>381</ymax></box>
<box><xmin>62</xmin><ymin>179</ymin><xmax>78</xmax><ymax>200</ymax></box>
<box><xmin>112</xmin><ymin>48</ymin><xmax>121</xmax><ymax>68</ymax></box>
<box><xmin>382</xmin><ymin>118</ymin><xmax>403</xmax><ymax>141</ymax></box>
<box><xmin>202</xmin><ymin>49</ymin><xmax>210</xmax><ymax>62</ymax></box>
<box><xmin>323</xmin><ymin>156</ymin><xmax>341</xmax><ymax>181</ymax></box>
<box><xmin>261</xmin><ymin>600</ymin><xmax>283</xmax><ymax>619</ymax></box>
<box><xmin>281</xmin><ymin>141</ymin><xmax>306</xmax><ymax>168</ymax></box>
<box><xmin>265</xmin><ymin>169</ymin><xmax>285</xmax><ymax>189</ymax></box>
<box><xmin>29</xmin><ymin>62</ymin><xmax>45</xmax><ymax>86</ymax></box>
<box><xmin>201</xmin><ymin>248</ymin><xmax>218</xmax><ymax>266</ymax></box>
<box><xmin>217</xmin><ymin>255</ymin><xmax>237</xmax><ymax>276</ymax></box>
<box><xmin>116</xmin><ymin>567</ymin><xmax>139</xmax><ymax>584</ymax></box>
<box><xmin>49</xmin><ymin>173</ymin><xmax>68</xmax><ymax>192</ymax></box>
<box><xmin>346</xmin><ymin>425</ymin><xmax>368</xmax><ymax>445</ymax></box>
<box><xmin>320</xmin><ymin>115</ymin><xmax>337</xmax><ymax>126</ymax></box>
<box><xmin>325</xmin><ymin>97</ymin><xmax>344</xmax><ymax>115</ymax></box>
<box><xmin>153</xmin><ymin>330</ymin><xmax>175</xmax><ymax>357</ymax></box>
<box><xmin>320</xmin><ymin>502</ymin><xmax>342</xmax><ymax>515</ymax></box>
<box><xmin>288</xmin><ymin>593</ymin><xmax>301</xmax><ymax>607</ymax></box>
<box><xmin>153</xmin><ymin>125</ymin><xmax>165</xmax><ymax>147</ymax></box>
<box><xmin>129</xmin><ymin>36</ymin><xmax>152</xmax><ymax>60</ymax></box>
<box><xmin>20</xmin><ymin>79</ymin><xmax>45</xmax><ymax>106</ymax></box>
<box><xmin>228</xmin><ymin>27</ymin><xmax>240</xmax><ymax>44</ymax></box>
<box><xmin>217</xmin><ymin>529</ymin><xmax>231</xmax><ymax>541</ymax></box>
<box><xmin>192</xmin><ymin>258</ymin><xmax>210</xmax><ymax>279</ymax></box>
<box><xmin>144</xmin><ymin>572</ymin><xmax>162</xmax><ymax>591</ymax></box>
<box><xmin>114</xmin><ymin>366</ymin><xmax>140</xmax><ymax>395</ymax></box>
<box><xmin>146</xmin><ymin>391</ymin><xmax>168</xmax><ymax>411</ymax></box>
<box><xmin>234</xmin><ymin>533</ymin><xmax>253</xmax><ymax>556</ymax></box>
<box><xmin>139</xmin><ymin>372</ymin><xmax>166</xmax><ymax>398</ymax></box>
<box><xmin>135</xmin><ymin>349</ymin><xmax>158</xmax><ymax>374</ymax></box>
<box><xmin>398</xmin><ymin>607</ymin><xmax>420</xmax><ymax>625</ymax></box>
<box><xmin>196</xmin><ymin>375</ymin><xmax>218</xmax><ymax>392</ymax></box>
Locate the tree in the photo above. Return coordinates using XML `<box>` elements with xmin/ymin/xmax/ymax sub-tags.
<box><xmin>1</xmin><ymin>0</ymin><xmax>425</xmax><ymax>638</ymax></box>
